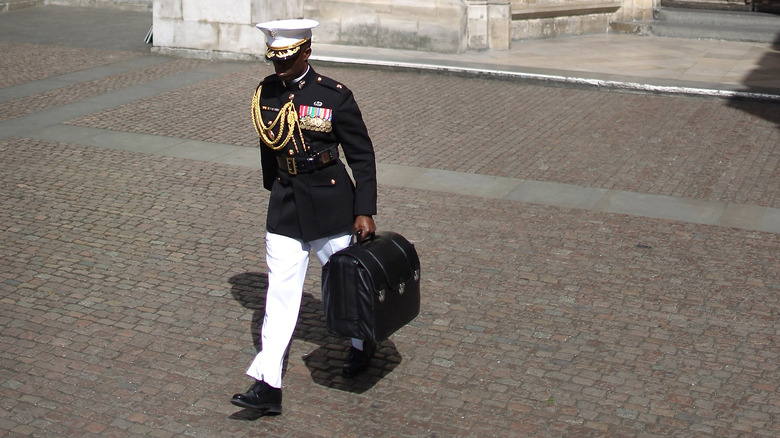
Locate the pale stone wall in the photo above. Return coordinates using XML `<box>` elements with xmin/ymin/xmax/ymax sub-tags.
<box><xmin>252</xmin><ymin>0</ymin><xmax>304</xmax><ymax>24</ymax></box>
<box><xmin>47</xmin><ymin>0</ymin><xmax>152</xmax><ymax>11</ymax></box>
<box><xmin>506</xmin><ymin>0</ymin><xmax>658</xmax><ymax>39</ymax></box>
<box><xmin>467</xmin><ymin>1</ymin><xmax>511</xmax><ymax>50</ymax></box>
<box><xmin>153</xmin><ymin>0</ymin><xmax>472</xmax><ymax>56</ymax></box>
<box><xmin>611</xmin><ymin>0</ymin><xmax>655</xmax><ymax>21</ymax></box>
<box><xmin>509</xmin><ymin>0</ymin><xmax>654</xmax><ymax>23</ymax></box>
<box><xmin>305</xmin><ymin>0</ymin><xmax>469</xmax><ymax>53</ymax></box>
<box><xmin>150</xmin><ymin>0</ymin><xmax>660</xmax><ymax>56</ymax></box>
<box><xmin>512</xmin><ymin>13</ymin><xmax>612</xmax><ymax>40</ymax></box>
<box><xmin>153</xmin><ymin>0</ymin><xmax>260</xmax><ymax>57</ymax></box>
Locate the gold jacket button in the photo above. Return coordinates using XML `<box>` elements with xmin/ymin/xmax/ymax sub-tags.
<box><xmin>288</xmin><ymin>149</ymin><xmax>294</xmax><ymax>155</ymax></box>
<box><xmin>330</xmin><ymin>179</ymin><xmax>336</xmax><ymax>185</ymax></box>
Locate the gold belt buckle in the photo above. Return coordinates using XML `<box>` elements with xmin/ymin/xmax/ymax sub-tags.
<box><xmin>286</xmin><ymin>157</ymin><xmax>297</xmax><ymax>175</ymax></box>
<box><xmin>321</xmin><ymin>150</ymin><xmax>332</xmax><ymax>164</ymax></box>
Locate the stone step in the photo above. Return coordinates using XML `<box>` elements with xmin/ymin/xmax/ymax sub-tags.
<box><xmin>611</xmin><ymin>7</ymin><xmax>780</xmax><ymax>43</ymax></box>
<box><xmin>660</xmin><ymin>0</ymin><xmax>751</xmax><ymax>12</ymax></box>
<box><xmin>655</xmin><ymin>6</ymin><xmax>780</xmax><ymax>26</ymax></box>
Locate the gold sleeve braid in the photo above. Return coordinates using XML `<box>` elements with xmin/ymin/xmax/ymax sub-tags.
<box><xmin>251</xmin><ymin>85</ymin><xmax>306</xmax><ymax>152</ymax></box>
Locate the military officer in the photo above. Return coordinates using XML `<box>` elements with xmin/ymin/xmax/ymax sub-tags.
<box><xmin>231</xmin><ymin>18</ymin><xmax>378</xmax><ymax>415</ymax></box>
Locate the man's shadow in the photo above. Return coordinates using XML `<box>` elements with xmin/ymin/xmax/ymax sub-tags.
<box><xmin>727</xmin><ymin>30</ymin><xmax>780</xmax><ymax>130</ymax></box>
<box><xmin>227</xmin><ymin>272</ymin><xmax>401</xmax><ymax>418</ymax></box>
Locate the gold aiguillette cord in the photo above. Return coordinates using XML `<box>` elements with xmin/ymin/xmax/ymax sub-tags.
<box><xmin>251</xmin><ymin>85</ymin><xmax>305</xmax><ymax>152</ymax></box>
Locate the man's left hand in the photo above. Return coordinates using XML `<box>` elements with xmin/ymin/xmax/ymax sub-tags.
<box><xmin>353</xmin><ymin>215</ymin><xmax>376</xmax><ymax>240</ymax></box>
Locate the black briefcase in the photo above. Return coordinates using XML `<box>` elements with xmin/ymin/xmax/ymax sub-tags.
<box><xmin>322</xmin><ymin>231</ymin><xmax>420</xmax><ymax>342</ymax></box>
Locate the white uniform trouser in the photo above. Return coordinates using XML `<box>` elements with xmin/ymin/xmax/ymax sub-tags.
<box><xmin>246</xmin><ymin>231</ymin><xmax>360</xmax><ymax>388</ymax></box>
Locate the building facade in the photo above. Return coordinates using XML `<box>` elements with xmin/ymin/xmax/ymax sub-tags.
<box><xmin>152</xmin><ymin>0</ymin><xmax>662</xmax><ymax>56</ymax></box>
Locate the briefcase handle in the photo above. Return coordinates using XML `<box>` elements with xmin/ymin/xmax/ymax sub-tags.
<box><xmin>351</xmin><ymin>229</ymin><xmax>374</xmax><ymax>245</ymax></box>
<box><xmin>346</xmin><ymin>230</ymin><xmax>418</xmax><ymax>296</ymax></box>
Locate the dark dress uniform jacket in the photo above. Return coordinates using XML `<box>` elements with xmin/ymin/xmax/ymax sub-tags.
<box><xmin>257</xmin><ymin>67</ymin><xmax>377</xmax><ymax>242</ymax></box>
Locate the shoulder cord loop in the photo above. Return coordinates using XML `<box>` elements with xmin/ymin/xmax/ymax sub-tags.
<box><xmin>251</xmin><ymin>85</ymin><xmax>306</xmax><ymax>153</ymax></box>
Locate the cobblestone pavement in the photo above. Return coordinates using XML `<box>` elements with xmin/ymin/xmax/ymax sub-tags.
<box><xmin>1</xmin><ymin>6</ymin><xmax>779</xmax><ymax>438</ymax></box>
<box><xmin>66</xmin><ymin>64</ymin><xmax>780</xmax><ymax>208</ymax></box>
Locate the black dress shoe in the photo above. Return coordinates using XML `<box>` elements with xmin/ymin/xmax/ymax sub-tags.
<box><xmin>342</xmin><ymin>341</ymin><xmax>376</xmax><ymax>377</ymax></box>
<box><xmin>230</xmin><ymin>380</ymin><xmax>282</xmax><ymax>414</ymax></box>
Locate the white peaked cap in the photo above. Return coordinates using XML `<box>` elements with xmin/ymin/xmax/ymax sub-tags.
<box><xmin>256</xmin><ymin>19</ymin><xmax>319</xmax><ymax>59</ymax></box>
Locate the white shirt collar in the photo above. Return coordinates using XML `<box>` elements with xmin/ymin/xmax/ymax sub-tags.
<box><xmin>292</xmin><ymin>65</ymin><xmax>310</xmax><ymax>84</ymax></box>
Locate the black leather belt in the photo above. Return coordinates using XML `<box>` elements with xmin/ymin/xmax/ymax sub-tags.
<box><xmin>277</xmin><ymin>148</ymin><xmax>339</xmax><ymax>175</ymax></box>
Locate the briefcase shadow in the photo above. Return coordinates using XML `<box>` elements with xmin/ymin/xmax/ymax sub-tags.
<box><xmin>301</xmin><ymin>337</ymin><xmax>401</xmax><ymax>394</ymax></box>
<box><xmin>298</xmin><ymin>292</ymin><xmax>402</xmax><ymax>393</ymax></box>
<box><xmin>229</xmin><ymin>273</ymin><xmax>401</xmax><ymax>394</ymax></box>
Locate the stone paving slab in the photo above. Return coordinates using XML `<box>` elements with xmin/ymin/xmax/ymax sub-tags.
<box><xmin>0</xmin><ymin>57</ymin><xmax>212</xmax><ymax>122</ymax></box>
<box><xmin>0</xmin><ymin>56</ymin><xmax>169</xmax><ymax>104</ymax></box>
<box><xmin>1</xmin><ymin>138</ymin><xmax>778</xmax><ymax>437</ymax></box>
<box><xmin>0</xmin><ymin>6</ymin><xmax>152</xmax><ymax>53</ymax></box>
<box><xmin>0</xmin><ymin>41</ymin><xmax>142</xmax><ymax>88</ymax></box>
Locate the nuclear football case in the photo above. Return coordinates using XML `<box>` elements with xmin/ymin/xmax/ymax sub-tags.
<box><xmin>322</xmin><ymin>231</ymin><xmax>420</xmax><ymax>342</ymax></box>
